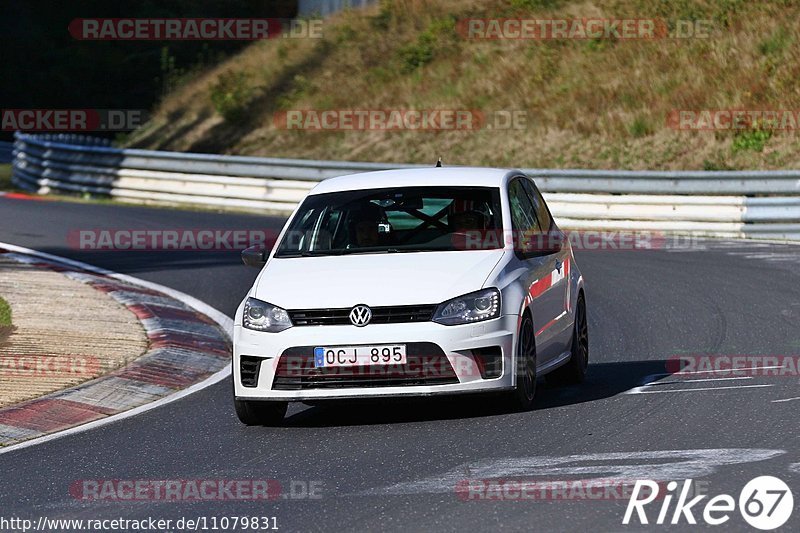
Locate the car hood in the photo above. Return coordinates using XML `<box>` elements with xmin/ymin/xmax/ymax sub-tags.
<box><xmin>253</xmin><ymin>250</ymin><xmax>507</xmax><ymax>309</ymax></box>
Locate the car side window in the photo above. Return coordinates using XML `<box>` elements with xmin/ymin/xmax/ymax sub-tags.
<box><xmin>508</xmin><ymin>179</ymin><xmax>541</xmax><ymax>234</ymax></box>
<box><xmin>521</xmin><ymin>179</ymin><xmax>552</xmax><ymax>231</ymax></box>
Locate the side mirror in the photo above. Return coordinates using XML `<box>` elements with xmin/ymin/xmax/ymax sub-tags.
<box><xmin>544</xmin><ymin>237</ymin><xmax>563</xmax><ymax>254</ymax></box>
<box><xmin>241</xmin><ymin>245</ymin><xmax>268</xmax><ymax>268</ymax></box>
<box><xmin>515</xmin><ymin>231</ymin><xmax>563</xmax><ymax>258</ymax></box>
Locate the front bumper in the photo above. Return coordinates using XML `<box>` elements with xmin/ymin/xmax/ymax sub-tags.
<box><xmin>233</xmin><ymin>315</ymin><xmax>517</xmax><ymax>401</ymax></box>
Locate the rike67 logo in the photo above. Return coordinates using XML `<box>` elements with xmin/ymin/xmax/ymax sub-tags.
<box><xmin>624</xmin><ymin>476</ymin><xmax>793</xmax><ymax>530</ymax></box>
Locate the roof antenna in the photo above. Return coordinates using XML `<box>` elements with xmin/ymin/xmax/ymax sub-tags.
<box><xmin>435</xmin><ymin>156</ymin><xmax>442</xmax><ymax>168</ymax></box>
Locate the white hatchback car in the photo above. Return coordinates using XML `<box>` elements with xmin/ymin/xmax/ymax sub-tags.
<box><xmin>233</xmin><ymin>167</ymin><xmax>587</xmax><ymax>425</ymax></box>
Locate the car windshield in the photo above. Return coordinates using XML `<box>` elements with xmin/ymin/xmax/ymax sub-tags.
<box><xmin>274</xmin><ymin>186</ymin><xmax>503</xmax><ymax>257</ymax></box>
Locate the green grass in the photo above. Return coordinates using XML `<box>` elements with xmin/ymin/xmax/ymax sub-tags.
<box><xmin>0</xmin><ymin>164</ymin><xmax>11</xmax><ymax>190</ymax></box>
<box><xmin>0</xmin><ymin>296</ymin><xmax>11</xmax><ymax>328</ymax></box>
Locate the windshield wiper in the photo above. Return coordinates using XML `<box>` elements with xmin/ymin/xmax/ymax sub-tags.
<box><xmin>387</xmin><ymin>246</ymin><xmax>456</xmax><ymax>253</ymax></box>
<box><xmin>337</xmin><ymin>248</ymin><xmax>390</xmax><ymax>255</ymax></box>
<box><xmin>338</xmin><ymin>246</ymin><xmax>459</xmax><ymax>254</ymax></box>
<box><xmin>280</xmin><ymin>246</ymin><xmax>458</xmax><ymax>257</ymax></box>
<box><xmin>275</xmin><ymin>250</ymin><xmax>336</xmax><ymax>258</ymax></box>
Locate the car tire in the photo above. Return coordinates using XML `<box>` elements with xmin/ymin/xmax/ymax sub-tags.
<box><xmin>547</xmin><ymin>294</ymin><xmax>588</xmax><ymax>385</ymax></box>
<box><xmin>234</xmin><ymin>398</ymin><xmax>288</xmax><ymax>426</ymax></box>
<box><xmin>506</xmin><ymin>314</ymin><xmax>537</xmax><ymax>411</ymax></box>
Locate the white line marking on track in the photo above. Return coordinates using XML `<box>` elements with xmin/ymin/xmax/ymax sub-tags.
<box><xmin>644</xmin><ymin>376</ymin><xmax>752</xmax><ymax>386</ymax></box>
<box><xmin>672</xmin><ymin>365</ymin><xmax>785</xmax><ymax>376</ymax></box>
<box><xmin>0</xmin><ymin>241</ymin><xmax>233</xmax><ymax>456</ymax></box>
<box><xmin>631</xmin><ymin>384</ymin><xmax>773</xmax><ymax>394</ymax></box>
<box><xmin>624</xmin><ymin>366</ymin><xmax>787</xmax><ymax>395</ymax></box>
<box><xmin>772</xmin><ymin>396</ymin><xmax>800</xmax><ymax>403</ymax></box>
<box><xmin>360</xmin><ymin>449</ymin><xmax>785</xmax><ymax>496</ymax></box>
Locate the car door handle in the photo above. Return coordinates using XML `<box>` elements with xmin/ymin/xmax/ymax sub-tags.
<box><xmin>554</xmin><ymin>259</ymin><xmax>563</xmax><ymax>273</ymax></box>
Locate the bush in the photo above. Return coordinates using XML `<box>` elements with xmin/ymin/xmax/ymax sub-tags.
<box><xmin>629</xmin><ymin>117</ymin><xmax>653</xmax><ymax>138</ymax></box>
<box><xmin>759</xmin><ymin>27</ymin><xmax>791</xmax><ymax>56</ymax></box>
<box><xmin>371</xmin><ymin>1</ymin><xmax>393</xmax><ymax>31</ymax></box>
<box><xmin>398</xmin><ymin>17</ymin><xmax>457</xmax><ymax>73</ymax></box>
<box><xmin>210</xmin><ymin>71</ymin><xmax>253</xmax><ymax>123</ymax></box>
<box><xmin>399</xmin><ymin>33</ymin><xmax>436</xmax><ymax>72</ymax></box>
<box><xmin>732</xmin><ymin>125</ymin><xmax>773</xmax><ymax>153</ymax></box>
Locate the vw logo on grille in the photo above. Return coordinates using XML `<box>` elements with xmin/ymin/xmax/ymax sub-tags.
<box><xmin>349</xmin><ymin>304</ymin><xmax>372</xmax><ymax>327</ymax></box>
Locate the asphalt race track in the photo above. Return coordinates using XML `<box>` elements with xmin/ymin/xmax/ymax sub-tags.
<box><xmin>0</xmin><ymin>196</ymin><xmax>798</xmax><ymax>531</ymax></box>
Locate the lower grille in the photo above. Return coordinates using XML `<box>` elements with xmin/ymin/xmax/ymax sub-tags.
<box><xmin>272</xmin><ymin>342</ymin><xmax>458</xmax><ymax>390</ymax></box>
<box><xmin>240</xmin><ymin>355</ymin><xmax>262</xmax><ymax>387</ymax></box>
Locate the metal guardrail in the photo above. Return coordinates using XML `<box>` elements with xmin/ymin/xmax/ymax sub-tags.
<box><xmin>298</xmin><ymin>0</ymin><xmax>377</xmax><ymax>17</ymax></box>
<box><xmin>11</xmin><ymin>132</ymin><xmax>800</xmax><ymax>240</ymax></box>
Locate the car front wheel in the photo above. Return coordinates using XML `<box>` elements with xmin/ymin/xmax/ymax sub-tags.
<box><xmin>507</xmin><ymin>314</ymin><xmax>537</xmax><ymax>411</ymax></box>
<box><xmin>547</xmin><ymin>293</ymin><xmax>588</xmax><ymax>385</ymax></box>
<box><xmin>234</xmin><ymin>398</ymin><xmax>288</xmax><ymax>426</ymax></box>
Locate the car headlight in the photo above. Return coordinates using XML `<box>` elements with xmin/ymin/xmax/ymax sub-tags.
<box><xmin>433</xmin><ymin>288</ymin><xmax>501</xmax><ymax>325</ymax></box>
<box><xmin>243</xmin><ymin>297</ymin><xmax>292</xmax><ymax>332</ymax></box>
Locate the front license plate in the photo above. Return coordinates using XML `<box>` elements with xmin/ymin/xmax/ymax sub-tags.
<box><xmin>314</xmin><ymin>344</ymin><xmax>407</xmax><ymax>368</ymax></box>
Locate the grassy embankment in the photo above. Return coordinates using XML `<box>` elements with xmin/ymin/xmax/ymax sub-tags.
<box><xmin>125</xmin><ymin>0</ymin><xmax>800</xmax><ymax>170</ymax></box>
